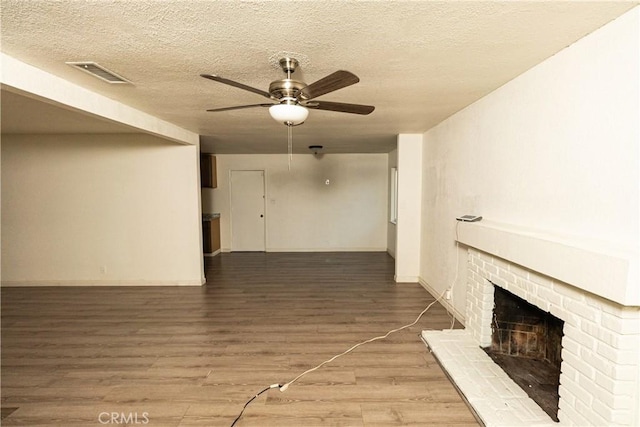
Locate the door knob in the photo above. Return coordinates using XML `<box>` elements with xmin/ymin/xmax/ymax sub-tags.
<box><xmin>260</xmin><ymin>214</ymin><xmax>264</xmax><ymax>218</ymax></box>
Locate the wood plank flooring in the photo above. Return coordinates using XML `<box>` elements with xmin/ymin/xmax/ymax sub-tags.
<box><xmin>1</xmin><ymin>252</ymin><xmax>479</xmax><ymax>426</ymax></box>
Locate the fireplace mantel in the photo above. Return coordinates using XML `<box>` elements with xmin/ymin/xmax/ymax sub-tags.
<box><xmin>456</xmin><ymin>220</ymin><xmax>638</xmax><ymax>306</ymax></box>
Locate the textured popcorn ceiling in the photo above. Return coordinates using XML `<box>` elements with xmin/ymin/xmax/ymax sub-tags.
<box><xmin>0</xmin><ymin>1</ymin><xmax>637</xmax><ymax>153</ymax></box>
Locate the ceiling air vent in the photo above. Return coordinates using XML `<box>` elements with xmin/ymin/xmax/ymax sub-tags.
<box><xmin>65</xmin><ymin>61</ymin><xmax>132</xmax><ymax>84</ymax></box>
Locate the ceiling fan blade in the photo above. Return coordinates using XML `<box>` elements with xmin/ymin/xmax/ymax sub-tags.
<box><xmin>201</xmin><ymin>74</ymin><xmax>272</xmax><ymax>99</ymax></box>
<box><xmin>306</xmin><ymin>101</ymin><xmax>375</xmax><ymax>115</ymax></box>
<box><xmin>206</xmin><ymin>103</ymin><xmax>273</xmax><ymax>112</ymax></box>
<box><xmin>299</xmin><ymin>71</ymin><xmax>360</xmax><ymax>100</ymax></box>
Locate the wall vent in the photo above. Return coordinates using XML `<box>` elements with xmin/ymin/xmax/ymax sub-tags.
<box><xmin>65</xmin><ymin>62</ymin><xmax>132</xmax><ymax>84</ymax></box>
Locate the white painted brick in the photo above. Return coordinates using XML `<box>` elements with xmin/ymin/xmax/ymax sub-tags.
<box><xmin>497</xmin><ymin>268</ymin><xmax>516</xmax><ymax>285</ymax></box>
<box><xmin>557</xmin><ymin>403</ymin><xmax>591</xmax><ymax>427</ymax></box>
<box><xmin>574</xmin><ymin>398</ymin><xmax>610</xmax><ymax>427</ymax></box>
<box><xmin>537</xmin><ymin>286</ymin><xmax>563</xmax><ymax>307</ymax></box>
<box><xmin>526</xmin><ymin>295</ymin><xmax>549</xmax><ymax>314</ymax></box>
<box><xmin>563</xmin><ymin>299</ymin><xmax>600</xmax><ymax>323</ymax></box>
<box><xmin>550</xmin><ymin>305</ymin><xmax>577</xmax><ymax>327</ymax></box>
<box><xmin>557</xmin><ymin>377</ymin><xmax>576</xmax><ymax>405</ymax></box>
<box><xmin>528</xmin><ymin>271</ymin><xmax>554</xmax><ymax>288</ymax></box>
<box><xmin>553</xmin><ymin>282</ymin><xmax>587</xmax><ymax>303</ymax></box>
<box><xmin>584</xmin><ymin>294</ymin><xmax>604</xmax><ymax>309</ymax></box>
<box><xmin>610</xmin><ymin>363</ymin><xmax>638</xmax><ymax>381</ymax></box>
<box><xmin>600</xmin><ymin>302</ymin><xmax>640</xmax><ymax>318</ymax></box>
<box><xmin>582</xmin><ymin>377</ymin><xmax>635</xmax><ymax>410</ymax></box>
<box><xmin>560</xmin><ymin>376</ymin><xmax>593</xmax><ymax>406</ymax></box>
<box><xmin>479</xmin><ymin>300</ymin><xmax>494</xmax><ymax>313</ymax></box>
<box><xmin>468</xmin><ymin>264</ymin><xmax>480</xmax><ymax>276</ymax></box>
<box><xmin>562</xmin><ymin>351</ymin><xmax>596</xmax><ymax>380</ymax></box>
<box><xmin>492</xmin><ymin>255</ymin><xmax>510</xmax><ymax>269</ymax></box>
<box><xmin>479</xmin><ymin>281</ymin><xmax>494</xmax><ymax>294</ymax></box>
<box><xmin>490</xmin><ymin>276</ymin><xmax>507</xmax><ymax>289</ymax></box>
<box><xmin>597</xmin><ymin>341</ymin><xmax>640</xmax><ymax>365</ymax></box>
<box><xmin>602</xmin><ymin>313</ymin><xmax>640</xmax><ymax>335</ymax></box>
<box><xmin>515</xmin><ymin>276</ymin><xmax>534</xmax><ymax>295</ymax></box>
<box><xmin>565</xmin><ymin>324</ymin><xmax>597</xmax><ymax>350</ymax></box>
<box><xmin>514</xmin><ymin>283</ymin><xmax>527</xmax><ymax>299</ymax></box>
<box><xmin>610</xmin><ymin>333</ymin><xmax>640</xmax><ymax>350</ymax></box>
<box><xmin>579</xmin><ymin>348</ymin><xmax>613</xmax><ymax>379</ymax></box>
<box><xmin>560</xmin><ymin>399</ymin><xmax>594</xmax><ymax>426</ymax></box>
<box><xmin>484</xmin><ymin>263</ymin><xmax>498</xmax><ymax>276</ymax></box>
<box><xmin>561</xmin><ymin>336</ymin><xmax>581</xmax><ymax>357</ymax></box>
<box><xmin>508</xmin><ymin>285</ymin><xmax>529</xmax><ymax>303</ymax></box>
<box><xmin>563</xmin><ymin>313</ymin><xmax>584</xmax><ymax>330</ymax></box>
<box><xmin>471</xmin><ymin>270</ymin><xmax>484</xmax><ymax>284</ymax></box>
<box><xmin>508</xmin><ymin>261</ymin><xmax>529</xmax><ymax>277</ymax></box>
<box><xmin>479</xmin><ymin>310</ymin><xmax>493</xmax><ymax>324</ymax></box>
<box><xmin>592</xmin><ymin>399</ymin><xmax>633</xmax><ymax>425</ymax></box>
<box><xmin>594</xmin><ymin>371</ymin><xmax>637</xmax><ymax>395</ymax></box>
<box><xmin>477</xmin><ymin>251</ymin><xmax>493</xmax><ymax>263</ymax></box>
<box><xmin>609</xmin><ymin>410</ymin><xmax>634</xmax><ymax>426</ymax></box>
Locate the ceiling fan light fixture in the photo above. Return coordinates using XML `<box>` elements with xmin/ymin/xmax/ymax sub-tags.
<box><xmin>269</xmin><ymin>103</ymin><xmax>308</xmax><ymax>126</ymax></box>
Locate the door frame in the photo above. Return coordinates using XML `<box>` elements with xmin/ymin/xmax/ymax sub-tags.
<box><xmin>229</xmin><ymin>169</ymin><xmax>267</xmax><ymax>251</ymax></box>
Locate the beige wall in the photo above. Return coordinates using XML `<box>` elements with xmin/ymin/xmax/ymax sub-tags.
<box><xmin>1</xmin><ymin>133</ymin><xmax>204</xmax><ymax>285</ymax></box>
<box><xmin>203</xmin><ymin>153</ymin><xmax>388</xmax><ymax>252</ymax></box>
<box><xmin>387</xmin><ymin>147</ymin><xmax>398</xmax><ymax>258</ymax></box>
<box><xmin>395</xmin><ymin>134</ymin><xmax>423</xmax><ymax>282</ymax></box>
<box><xmin>420</xmin><ymin>8</ymin><xmax>640</xmax><ymax>321</ymax></box>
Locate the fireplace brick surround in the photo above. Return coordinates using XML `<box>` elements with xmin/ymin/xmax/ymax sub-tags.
<box><xmin>465</xmin><ymin>247</ymin><xmax>639</xmax><ymax>426</ymax></box>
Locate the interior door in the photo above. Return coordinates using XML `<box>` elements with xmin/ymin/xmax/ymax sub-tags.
<box><xmin>230</xmin><ymin>170</ymin><xmax>266</xmax><ymax>251</ymax></box>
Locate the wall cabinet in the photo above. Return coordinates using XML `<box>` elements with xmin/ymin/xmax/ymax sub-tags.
<box><xmin>200</xmin><ymin>154</ymin><xmax>217</xmax><ymax>188</ymax></box>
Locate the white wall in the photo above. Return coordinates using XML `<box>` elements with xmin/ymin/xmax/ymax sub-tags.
<box><xmin>1</xmin><ymin>53</ymin><xmax>198</xmax><ymax>146</ymax></box>
<box><xmin>1</xmin><ymin>134</ymin><xmax>204</xmax><ymax>285</ymax></box>
<box><xmin>387</xmin><ymin>147</ymin><xmax>398</xmax><ymax>258</ymax></box>
<box><xmin>395</xmin><ymin>134</ymin><xmax>423</xmax><ymax>282</ymax></box>
<box><xmin>205</xmin><ymin>154</ymin><xmax>388</xmax><ymax>252</ymax></box>
<box><xmin>420</xmin><ymin>8</ymin><xmax>640</xmax><ymax>320</ymax></box>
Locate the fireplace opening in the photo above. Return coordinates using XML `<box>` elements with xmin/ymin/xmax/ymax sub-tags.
<box><xmin>483</xmin><ymin>284</ymin><xmax>564</xmax><ymax>421</ymax></box>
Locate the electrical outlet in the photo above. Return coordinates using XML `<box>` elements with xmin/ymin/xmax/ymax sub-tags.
<box><xmin>445</xmin><ymin>289</ymin><xmax>451</xmax><ymax>300</ymax></box>
<box><xmin>100</xmin><ymin>265</ymin><xmax>107</xmax><ymax>274</ymax></box>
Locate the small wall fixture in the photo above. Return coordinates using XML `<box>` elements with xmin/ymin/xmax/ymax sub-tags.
<box><xmin>309</xmin><ymin>145</ymin><xmax>324</xmax><ymax>154</ymax></box>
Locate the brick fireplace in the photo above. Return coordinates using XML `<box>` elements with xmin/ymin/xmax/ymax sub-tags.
<box><xmin>485</xmin><ymin>284</ymin><xmax>564</xmax><ymax>421</ymax></box>
<box><xmin>454</xmin><ymin>221</ymin><xmax>640</xmax><ymax>426</ymax></box>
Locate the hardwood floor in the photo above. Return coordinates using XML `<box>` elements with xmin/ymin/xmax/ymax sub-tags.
<box><xmin>1</xmin><ymin>252</ymin><xmax>479</xmax><ymax>426</ymax></box>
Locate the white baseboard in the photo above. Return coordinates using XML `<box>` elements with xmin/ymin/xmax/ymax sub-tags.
<box><xmin>221</xmin><ymin>248</ymin><xmax>389</xmax><ymax>253</ymax></box>
<box><xmin>418</xmin><ymin>277</ymin><xmax>466</xmax><ymax>326</ymax></box>
<box><xmin>266</xmin><ymin>247</ymin><xmax>389</xmax><ymax>252</ymax></box>
<box><xmin>1</xmin><ymin>280</ymin><xmax>204</xmax><ymax>287</ymax></box>
<box><xmin>394</xmin><ymin>275</ymin><xmax>419</xmax><ymax>283</ymax></box>
<box><xmin>204</xmin><ymin>249</ymin><xmax>221</xmax><ymax>257</ymax></box>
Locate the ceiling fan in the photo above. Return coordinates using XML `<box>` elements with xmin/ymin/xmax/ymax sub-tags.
<box><xmin>200</xmin><ymin>57</ymin><xmax>375</xmax><ymax>126</ymax></box>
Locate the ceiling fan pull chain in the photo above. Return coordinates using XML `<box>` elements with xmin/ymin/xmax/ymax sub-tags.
<box><xmin>287</xmin><ymin>124</ymin><xmax>293</xmax><ymax>171</ymax></box>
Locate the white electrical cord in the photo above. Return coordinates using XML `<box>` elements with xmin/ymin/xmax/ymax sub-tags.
<box><xmin>281</xmin><ymin>220</ymin><xmax>462</xmax><ymax>391</ymax></box>
<box><xmin>230</xmin><ymin>221</ymin><xmax>463</xmax><ymax>425</ymax></box>
<box><xmin>279</xmin><ymin>288</ymin><xmax>447</xmax><ymax>392</ymax></box>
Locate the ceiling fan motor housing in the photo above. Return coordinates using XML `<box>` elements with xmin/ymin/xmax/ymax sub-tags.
<box><xmin>269</xmin><ymin>79</ymin><xmax>307</xmax><ymax>100</ymax></box>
